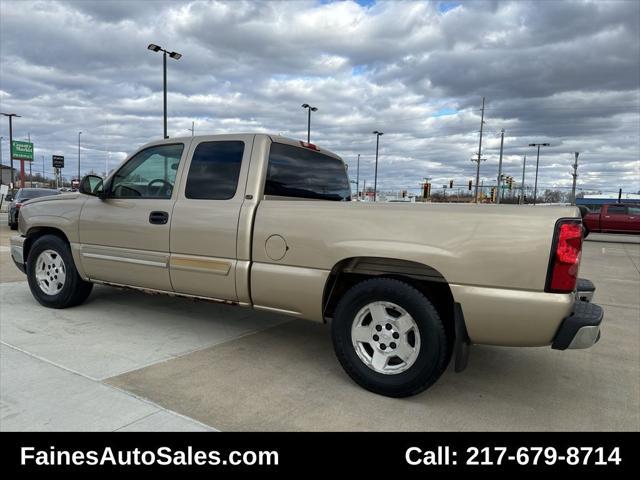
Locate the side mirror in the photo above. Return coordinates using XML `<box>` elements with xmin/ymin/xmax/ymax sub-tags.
<box><xmin>79</xmin><ymin>175</ymin><xmax>104</xmax><ymax>197</ymax></box>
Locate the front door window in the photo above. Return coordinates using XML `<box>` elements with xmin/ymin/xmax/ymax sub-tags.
<box><xmin>111</xmin><ymin>144</ymin><xmax>184</xmax><ymax>198</ymax></box>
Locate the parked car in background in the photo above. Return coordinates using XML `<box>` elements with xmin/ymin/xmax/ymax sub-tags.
<box><xmin>583</xmin><ymin>203</ymin><xmax>640</xmax><ymax>235</ymax></box>
<box><xmin>7</xmin><ymin>188</ymin><xmax>61</xmax><ymax>230</ymax></box>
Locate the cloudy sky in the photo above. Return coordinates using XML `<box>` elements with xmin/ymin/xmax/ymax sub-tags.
<box><xmin>1</xmin><ymin>0</ymin><xmax>638</xmax><ymax>195</ymax></box>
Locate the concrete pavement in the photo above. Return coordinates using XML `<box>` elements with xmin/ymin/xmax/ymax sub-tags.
<box><xmin>1</xmin><ymin>215</ymin><xmax>638</xmax><ymax>431</ymax></box>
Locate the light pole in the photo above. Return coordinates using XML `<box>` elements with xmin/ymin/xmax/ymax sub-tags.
<box><xmin>301</xmin><ymin>104</ymin><xmax>317</xmax><ymax>143</ymax></box>
<box><xmin>529</xmin><ymin>142</ymin><xmax>550</xmax><ymax>205</ymax></box>
<box><xmin>148</xmin><ymin>44</ymin><xmax>182</xmax><ymax>139</ymax></box>
<box><xmin>372</xmin><ymin>131</ymin><xmax>383</xmax><ymax>202</ymax></box>
<box><xmin>356</xmin><ymin>153</ymin><xmax>360</xmax><ymax>200</ymax></box>
<box><xmin>1</xmin><ymin>112</ymin><xmax>21</xmax><ymax>192</ymax></box>
<box><xmin>78</xmin><ymin>131</ymin><xmax>82</xmax><ymax>185</ymax></box>
<box><xmin>520</xmin><ymin>155</ymin><xmax>526</xmax><ymax>204</ymax></box>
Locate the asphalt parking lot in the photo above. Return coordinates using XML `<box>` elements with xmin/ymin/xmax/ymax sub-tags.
<box><xmin>1</xmin><ymin>213</ymin><xmax>638</xmax><ymax>431</ymax></box>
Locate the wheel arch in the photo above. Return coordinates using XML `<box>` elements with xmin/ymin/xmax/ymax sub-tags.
<box><xmin>24</xmin><ymin>226</ymin><xmax>71</xmax><ymax>265</ymax></box>
<box><xmin>322</xmin><ymin>256</ymin><xmax>457</xmax><ymax>347</ymax></box>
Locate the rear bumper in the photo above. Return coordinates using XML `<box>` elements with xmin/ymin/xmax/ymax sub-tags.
<box><xmin>10</xmin><ymin>235</ymin><xmax>26</xmax><ymax>274</ymax></box>
<box><xmin>552</xmin><ymin>300</ymin><xmax>603</xmax><ymax>350</ymax></box>
<box><xmin>576</xmin><ymin>278</ymin><xmax>596</xmax><ymax>302</ymax></box>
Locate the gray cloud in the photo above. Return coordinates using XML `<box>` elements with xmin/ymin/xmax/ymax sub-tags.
<box><xmin>0</xmin><ymin>0</ymin><xmax>638</xmax><ymax>196</ymax></box>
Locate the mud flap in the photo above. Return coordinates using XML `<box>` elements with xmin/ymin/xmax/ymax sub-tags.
<box><xmin>453</xmin><ymin>302</ymin><xmax>470</xmax><ymax>373</ymax></box>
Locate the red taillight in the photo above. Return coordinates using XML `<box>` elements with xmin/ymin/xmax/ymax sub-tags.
<box><xmin>299</xmin><ymin>141</ymin><xmax>319</xmax><ymax>150</ymax></box>
<box><xmin>547</xmin><ymin>220</ymin><xmax>583</xmax><ymax>293</ymax></box>
<box><xmin>15</xmin><ymin>202</ymin><xmax>23</xmax><ymax>209</ymax></box>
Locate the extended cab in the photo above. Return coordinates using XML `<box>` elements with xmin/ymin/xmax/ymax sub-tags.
<box><xmin>10</xmin><ymin>134</ymin><xmax>603</xmax><ymax>397</ymax></box>
<box><xmin>583</xmin><ymin>203</ymin><xmax>640</xmax><ymax>235</ymax></box>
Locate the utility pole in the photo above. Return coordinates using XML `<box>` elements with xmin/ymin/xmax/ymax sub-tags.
<box><xmin>1</xmin><ymin>112</ymin><xmax>21</xmax><ymax>192</ymax></box>
<box><xmin>356</xmin><ymin>153</ymin><xmax>360</xmax><ymax>200</ymax></box>
<box><xmin>188</xmin><ymin>121</ymin><xmax>195</xmax><ymax>136</ymax></box>
<box><xmin>570</xmin><ymin>152</ymin><xmax>579</xmax><ymax>205</ymax></box>
<box><xmin>496</xmin><ymin>128</ymin><xmax>505</xmax><ymax>204</ymax></box>
<box><xmin>28</xmin><ymin>133</ymin><xmax>32</xmax><ymax>187</ymax></box>
<box><xmin>78</xmin><ymin>131</ymin><xmax>82</xmax><ymax>185</ymax></box>
<box><xmin>472</xmin><ymin>97</ymin><xmax>486</xmax><ymax>203</ymax></box>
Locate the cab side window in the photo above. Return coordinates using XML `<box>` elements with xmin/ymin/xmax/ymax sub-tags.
<box><xmin>607</xmin><ymin>205</ymin><xmax>627</xmax><ymax>215</ymax></box>
<box><xmin>185</xmin><ymin>141</ymin><xmax>244</xmax><ymax>200</ymax></box>
<box><xmin>111</xmin><ymin>144</ymin><xmax>184</xmax><ymax>198</ymax></box>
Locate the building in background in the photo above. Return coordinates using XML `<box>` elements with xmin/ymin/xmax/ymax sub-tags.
<box><xmin>1</xmin><ymin>165</ymin><xmax>16</xmax><ymax>186</ymax></box>
<box><xmin>577</xmin><ymin>193</ymin><xmax>640</xmax><ymax>204</ymax></box>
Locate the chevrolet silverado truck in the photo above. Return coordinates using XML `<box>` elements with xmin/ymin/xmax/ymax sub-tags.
<box><xmin>583</xmin><ymin>203</ymin><xmax>640</xmax><ymax>235</ymax></box>
<box><xmin>10</xmin><ymin>134</ymin><xmax>603</xmax><ymax>397</ymax></box>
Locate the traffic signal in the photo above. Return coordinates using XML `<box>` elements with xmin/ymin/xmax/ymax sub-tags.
<box><xmin>423</xmin><ymin>182</ymin><xmax>431</xmax><ymax>199</ymax></box>
<box><xmin>402</xmin><ymin>190</ymin><xmax>407</xmax><ymax>198</ymax></box>
<box><xmin>449</xmin><ymin>180</ymin><xmax>453</xmax><ymax>189</ymax></box>
<box><xmin>490</xmin><ymin>187</ymin><xmax>497</xmax><ymax>202</ymax></box>
<box><xmin>508</xmin><ymin>177</ymin><xmax>513</xmax><ymax>190</ymax></box>
<box><xmin>468</xmin><ymin>179</ymin><xmax>472</xmax><ymax>191</ymax></box>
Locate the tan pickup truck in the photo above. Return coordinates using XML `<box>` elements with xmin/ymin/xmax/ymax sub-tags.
<box><xmin>10</xmin><ymin>134</ymin><xmax>603</xmax><ymax>397</ymax></box>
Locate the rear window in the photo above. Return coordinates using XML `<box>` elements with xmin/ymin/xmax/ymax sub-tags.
<box><xmin>265</xmin><ymin>143</ymin><xmax>351</xmax><ymax>201</ymax></box>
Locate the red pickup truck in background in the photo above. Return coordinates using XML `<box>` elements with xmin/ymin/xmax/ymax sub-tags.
<box><xmin>583</xmin><ymin>203</ymin><xmax>640</xmax><ymax>235</ymax></box>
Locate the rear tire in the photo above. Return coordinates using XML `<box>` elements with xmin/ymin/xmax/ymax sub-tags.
<box><xmin>332</xmin><ymin>278</ymin><xmax>449</xmax><ymax>398</ymax></box>
<box><xmin>26</xmin><ymin>234</ymin><xmax>93</xmax><ymax>308</ymax></box>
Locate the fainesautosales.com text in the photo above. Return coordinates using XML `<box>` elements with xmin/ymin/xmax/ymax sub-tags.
<box><xmin>20</xmin><ymin>446</ymin><xmax>279</xmax><ymax>467</ymax></box>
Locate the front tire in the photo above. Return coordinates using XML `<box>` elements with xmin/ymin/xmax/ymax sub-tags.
<box><xmin>26</xmin><ymin>234</ymin><xmax>93</xmax><ymax>308</ymax></box>
<box><xmin>332</xmin><ymin>278</ymin><xmax>449</xmax><ymax>398</ymax></box>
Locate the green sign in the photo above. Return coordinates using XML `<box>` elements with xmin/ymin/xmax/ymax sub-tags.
<box><xmin>11</xmin><ymin>140</ymin><xmax>34</xmax><ymax>161</ymax></box>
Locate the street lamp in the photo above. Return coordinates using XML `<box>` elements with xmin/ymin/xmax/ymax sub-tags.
<box><xmin>372</xmin><ymin>131</ymin><xmax>384</xmax><ymax>202</ymax></box>
<box><xmin>1</xmin><ymin>112</ymin><xmax>21</xmax><ymax>191</ymax></box>
<box><xmin>356</xmin><ymin>153</ymin><xmax>360</xmax><ymax>201</ymax></box>
<box><xmin>148</xmin><ymin>43</ymin><xmax>182</xmax><ymax>139</ymax></box>
<box><xmin>528</xmin><ymin>143</ymin><xmax>550</xmax><ymax>205</ymax></box>
<box><xmin>301</xmin><ymin>104</ymin><xmax>318</xmax><ymax>143</ymax></box>
<box><xmin>78</xmin><ymin>131</ymin><xmax>82</xmax><ymax>186</ymax></box>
